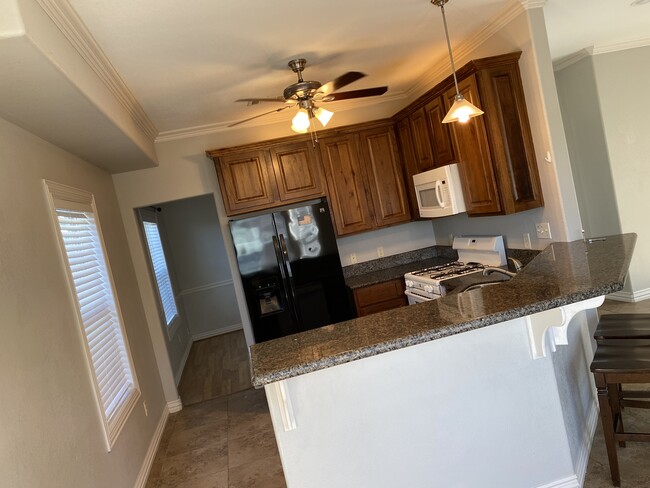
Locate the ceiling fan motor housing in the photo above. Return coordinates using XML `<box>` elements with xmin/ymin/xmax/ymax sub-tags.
<box><xmin>283</xmin><ymin>80</ymin><xmax>322</xmax><ymax>100</ymax></box>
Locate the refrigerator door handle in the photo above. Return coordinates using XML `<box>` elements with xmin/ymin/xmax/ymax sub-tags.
<box><xmin>272</xmin><ymin>235</ymin><xmax>289</xmax><ymax>288</ymax></box>
<box><xmin>279</xmin><ymin>234</ymin><xmax>300</xmax><ymax>323</ymax></box>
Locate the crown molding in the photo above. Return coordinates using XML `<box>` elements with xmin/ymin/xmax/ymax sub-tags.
<box><xmin>518</xmin><ymin>0</ymin><xmax>547</xmax><ymax>9</ymax></box>
<box><xmin>34</xmin><ymin>0</ymin><xmax>158</xmax><ymax>141</ymax></box>
<box><xmin>553</xmin><ymin>38</ymin><xmax>650</xmax><ymax>71</ymax></box>
<box><xmin>553</xmin><ymin>49</ymin><xmax>591</xmax><ymax>72</ymax></box>
<box><xmin>407</xmin><ymin>0</ymin><xmax>525</xmax><ymax>99</ymax></box>
<box><xmin>592</xmin><ymin>37</ymin><xmax>650</xmax><ymax>55</ymax></box>
<box><xmin>155</xmin><ymin>91</ymin><xmax>409</xmax><ymax>142</ymax></box>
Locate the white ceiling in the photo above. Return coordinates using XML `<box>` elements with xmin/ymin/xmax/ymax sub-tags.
<box><xmin>1</xmin><ymin>0</ymin><xmax>649</xmax><ymax>172</ymax></box>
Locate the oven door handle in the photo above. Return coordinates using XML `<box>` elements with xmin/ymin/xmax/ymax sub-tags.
<box><xmin>404</xmin><ymin>289</ymin><xmax>433</xmax><ymax>303</ymax></box>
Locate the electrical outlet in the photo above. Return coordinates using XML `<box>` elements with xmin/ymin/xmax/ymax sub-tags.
<box><xmin>377</xmin><ymin>246</ymin><xmax>384</xmax><ymax>258</ymax></box>
<box><xmin>523</xmin><ymin>233</ymin><xmax>532</xmax><ymax>249</ymax></box>
<box><xmin>536</xmin><ymin>222</ymin><xmax>552</xmax><ymax>239</ymax></box>
<box><xmin>350</xmin><ymin>253</ymin><xmax>357</xmax><ymax>264</ymax></box>
<box><xmin>143</xmin><ymin>400</ymin><xmax>148</xmax><ymax>417</ymax></box>
<box><xmin>449</xmin><ymin>234</ymin><xmax>454</xmax><ymax>245</ymax></box>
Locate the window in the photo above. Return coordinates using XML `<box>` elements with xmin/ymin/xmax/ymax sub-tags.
<box><xmin>138</xmin><ymin>209</ymin><xmax>179</xmax><ymax>335</ymax></box>
<box><xmin>44</xmin><ymin>180</ymin><xmax>140</xmax><ymax>451</ymax></box>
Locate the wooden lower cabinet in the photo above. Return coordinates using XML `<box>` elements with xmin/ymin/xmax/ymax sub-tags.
<box><xmin>353</xmin><ymin>278</ymin><xmax>408</xmax><ymax>317</ymax></box>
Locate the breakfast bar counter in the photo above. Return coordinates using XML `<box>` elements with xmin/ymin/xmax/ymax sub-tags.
<box><xmin>253</xmin><ymin>234</ymin><xmax>636</xmax><ymax>488</ymax></box>
<box><xmin>251</xmin><ymin>234</ymin><xmax>636</xmax><ymax>386</ymax></box>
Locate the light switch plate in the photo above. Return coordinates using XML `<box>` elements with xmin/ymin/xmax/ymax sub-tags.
<box><xmin>350</xmin><ymin>253</ymin><xmax>357</xmax><ymax>264</ymax></box>
<box><xmin>377</xmin><ymin>246</ymin><xmax>384</xmax><ymax>258</ymax></box>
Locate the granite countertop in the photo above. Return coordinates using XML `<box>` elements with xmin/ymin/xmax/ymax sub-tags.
<box><xmin>251</xmin><ymin>234</ymin><xmax>636</xmax><ymax>387</ymax></box>
<box><xmin>344</xmin><ymin>257</ymin><xmax>453</xmax><ymax>289</ymax></box>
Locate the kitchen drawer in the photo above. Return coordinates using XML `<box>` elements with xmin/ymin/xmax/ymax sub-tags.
<box><xmin>353</xmin><ymin>278</ymin><xmax>408</xmax><ymax>317</ymax></box>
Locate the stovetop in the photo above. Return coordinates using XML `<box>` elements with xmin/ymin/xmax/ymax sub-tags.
<box><xmin>405</xmin><ymin>261</ymin><xmax>485</xmax><ymax>283</ymax></box>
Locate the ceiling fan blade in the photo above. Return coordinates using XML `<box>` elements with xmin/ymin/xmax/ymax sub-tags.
<box><xmin>317</xmin><ymin>71</ymin><xmax>366</xmax><ymax>96</ymax></box>
<box><xmin>228</xmin><ymin>104</ymin><xmax>295</xmax><ymax>127</ymax></box>
<box><xmin>322</xmin><ymin>86</ymin><xmax>388</xmax><ymax>102</ymax></box>
<box><xmin>235</xmin><ymin>97</ymin><xmax>287</xmax><ymax>105</ymax></box>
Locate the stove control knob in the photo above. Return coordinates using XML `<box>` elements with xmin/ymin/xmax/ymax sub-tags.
<box><xmin>405</xmin><ymin>279</ymin><xmax>414</xmax><ymax>288</ymax></box>
<box><xmin>423</xmin><ymin>284</ymin><xmax>434</xmax><ymax>293</ymax></box>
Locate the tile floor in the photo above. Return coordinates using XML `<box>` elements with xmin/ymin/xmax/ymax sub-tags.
<box><xmin>146</xmin><ymin>388</ymin><xmax>286</xmax><ymax>488</ymax></box>
<box><xmin>147</xmin><ymin>299</ymin><xmax>650</xmax><ymax>488</ymax></box>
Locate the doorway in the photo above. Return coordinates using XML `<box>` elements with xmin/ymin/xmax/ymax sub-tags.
<box><xmin>136</xmin><ymin>194</ymin><xmax>250</xmax><ymax>405</ymax></box>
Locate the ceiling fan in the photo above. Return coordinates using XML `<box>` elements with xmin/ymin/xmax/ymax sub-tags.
<box><xmin>229</xmin><ymin>58</ymin><xmax>388</xmax><ymax>133</ymax></box>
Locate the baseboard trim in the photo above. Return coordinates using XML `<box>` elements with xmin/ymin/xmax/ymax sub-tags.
<box><xmin>576</xmin><ymin>399</ymin><xmax>599</xmax><ymax>486</ymax></box>
<box><xmin>167</xmin><ymin>398</ymin><xmax>183</xmax><ymax>413</ymax></box>
<box><xmin>133</xmin><ymin>407</ymin><xmax>169</xmax><ymax>488</ymax></box>
<box><xmin>175</xmin><ymin>338</ymin><xmax>193</xmax><ymax>386</ymax></box>
<box><xmin>534</xmin><ymin>475</ymin><xmax>579</xmax><ymax>488</ymax></box>
<box><xmin>608</xmin><ymin>287</ymin><xmax>650</xmax><ymax>302</ymax></box>
<box><xmin>192</xmin><ymin>323</ymin><xmax>243</xmax><ymax>342</ymax></box>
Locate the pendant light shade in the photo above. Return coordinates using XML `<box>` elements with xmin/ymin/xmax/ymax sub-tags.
<box><xmin>441</xmin><ymin>93</ymin><xmax>484</xmax><ymax>124</ymax></box>
<box><xmin>314</xmin><ymin>107</ymin><xmax>333</xmax><ymax>127</ymax></box>
<box><xmin>432</xmin><ymin>0</ymin><xmax>484</xmax><ymax>124</ymax></box>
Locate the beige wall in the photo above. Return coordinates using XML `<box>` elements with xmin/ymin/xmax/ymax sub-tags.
<box><xmin>0</xmin><ymin>117</ymin><xmax>165</xmax><ymax>487</ymax></box>
<box><xmin>556</xmin><ymin>45</ymin><xmax>650</xmax><ymax>297</ymax></box>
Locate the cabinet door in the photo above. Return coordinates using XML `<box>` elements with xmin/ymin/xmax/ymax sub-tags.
<box><xmin>270</xmin><ymin>141</ymin><xmax>326</xmax><ymax>202</ymax></box>
<box><xmin>409</xmin><ymin>108</ymin><xmax>436</xmax><ymax>173</ymax></box>
<box><xmin>359</xmin><ymin>126</ymin><xmax>411</xmax><ymax>227</ymax></box>
<box><xmin>476</xmin><ymin>64</ymin><xmax>544</xmax><ymax>213</ymax></box>
<box><xmin>319</xmin><ymin>134</ymin><xmax>375</xmax><ymax>236</ymax></box>
<box><xmin>215</xmin><ymin>149</ymin><xmax>277</xmax><ymax>215</ymax></box>
<box><xmin>395</xmin><ymin>118</ymin><xmax>421</xmax><ymax>218</ymax></box>
<box><xmin>446</xmin><ymin>77</ymin><xmax>502</xmax><ymax>215</ymax></box>
<box><xmin>424</xmin><ymin>96</ymin><xmax>456</xmax><ymax>168</ymax></box>
<box><xmin>353</xmin><ymin>279</ymin><xmax>408</xmax><ymax>317</ymax></box>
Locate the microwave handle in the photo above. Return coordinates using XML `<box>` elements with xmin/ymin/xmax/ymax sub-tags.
<box><xmin>435</xmin><ymin>181</ymin><xmax>446</xmax><ymax>208</ymax></box>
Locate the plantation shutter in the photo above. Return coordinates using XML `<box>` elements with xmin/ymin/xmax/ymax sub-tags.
<box><xmin>142</xmin><ymin>220</ymin><xmax>178</xmax><ymax>325</ymax></box>
<box><xmin>56</xmin><ymin>208</ymin><xmax>136</xmax><ymax>436</ymax></box>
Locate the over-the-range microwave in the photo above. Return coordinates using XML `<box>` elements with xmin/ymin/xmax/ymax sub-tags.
<box><xmin>413</xmin><ymin>163</ymin><xmax>467</xmax><ymax>218</ymax></box>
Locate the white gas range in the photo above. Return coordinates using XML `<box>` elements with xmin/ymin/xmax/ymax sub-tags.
<box><xmin>404</xmin><ymin>236</ymin><xmax>507</xmax><ymax>304</ymax></box>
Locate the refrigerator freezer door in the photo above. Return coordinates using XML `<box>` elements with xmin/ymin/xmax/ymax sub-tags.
<box><xmin>229</xmin><ymin>215</ymin><xmax>297</xmax><ymax>342</ymax></box>
<box><xmin>273</xmin><ymin>202</ymin><xmax>354</xmax><ymax>331</ymax></box>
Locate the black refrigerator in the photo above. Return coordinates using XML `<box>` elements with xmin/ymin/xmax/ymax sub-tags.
<box><xmin>229</xmin><ymin>199</ymin><xmax>354</xmax><ymax>343</ymax></box>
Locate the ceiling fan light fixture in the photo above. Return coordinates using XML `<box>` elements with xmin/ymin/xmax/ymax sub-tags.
<box><xmin>432</xmin><ymin>0</ymin><xmax>484</xmax><ymax>124</ymax></box>
<box><xmin>291</xmin><ymin>108</ymin><xmax>311</xmax><ymax>133</ymax></box>
<box><xmin>314</xmin><ymin>106</ymin><xmax>333</xmax><ymax>127</ymax></box>
<box><xmin>442</xmin><ymin>93</ymin><xmax>484</xmax><ymax>124</ymax></box>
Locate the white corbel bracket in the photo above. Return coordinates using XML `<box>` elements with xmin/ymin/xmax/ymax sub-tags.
<box><xmin>525</xmin><ymin>296</ymin><xmax>605</xmax><ymax>359</ymax></box>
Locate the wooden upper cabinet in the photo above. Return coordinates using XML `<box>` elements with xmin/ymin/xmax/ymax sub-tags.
<box><xmin>358</xmin><ymin>126</ymin><xmax>411</xmax><ymax>227</ymax></box>
<box><xmin>210</xmin><ymin>141</ymin><xmax>325</xmax><ymax>216</ymax></box>
<box><xmin>214</xmin><ymin>149</ymin><xmax>278</xmax><ymax>214</ymax></box>
<box><xmin>424</xmin><ymin>96</ymin><xmax>456</xmax><ymax>168</ymax></box>
<box><xmin>446</xmin><ymin>77</ymin><xmax>502</xmax><ymax>216</ymax></box>
<box><xmin>476</xmin><ymin>61</ymin><xmax>543</xmax><ymax>213</ymax></box>
<box><xmin>319</xmin><ymin>134</ymin><xmax>375</xmax><ymax>236</ymax></box>
<box><xmin>395</xmin><ymin>118</ymin><xmax>421</xmax><ymax>218</ymax></box>
<box><xmin>270</xmin><ymin>141</ymin><xmax>326</xmax><ymax>202</ymax></box>
<box><xmin>408</xmin><ymin>108</ymin><xmax>436</xmax><ymax>173</ymax></box>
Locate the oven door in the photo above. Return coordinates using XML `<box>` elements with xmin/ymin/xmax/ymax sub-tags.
<box><xmin>404</xmin><ymin>288</ymin><xmax>439</xmax><ymax>305</ymax></box>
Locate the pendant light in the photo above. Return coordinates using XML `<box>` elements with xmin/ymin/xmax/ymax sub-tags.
<box><xmin>432</xmin><ymin>0</ymin><xmax>484</xmax><ymax>124</ymax></box>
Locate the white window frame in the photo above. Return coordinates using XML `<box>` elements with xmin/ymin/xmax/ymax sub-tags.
<box><xmin>43</xmin><ymin>180</ymin><xmax>140</xmax><ymax>452</ymax></box>
<box><xmin>138</xmin><ymin>208</ymin><xmax>181</xmax><ymax>339</ymax></box>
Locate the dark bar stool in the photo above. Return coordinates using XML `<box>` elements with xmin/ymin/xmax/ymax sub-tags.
<box><xmin>590</xmin><ymin>339</ymin><xmax>650</xmax><ymax>486</ymax></box>
<box><xmin>594</xmin><ymin>313</ymin><xmax>650</xmax><ymax>341</ymax></box>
